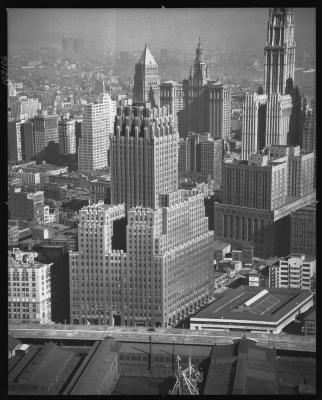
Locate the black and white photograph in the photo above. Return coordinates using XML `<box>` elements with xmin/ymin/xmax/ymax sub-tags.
<box><xmin>5</xmin><ymin>6</ymin><xmax>317</xmax><ymax>395</ymax></box>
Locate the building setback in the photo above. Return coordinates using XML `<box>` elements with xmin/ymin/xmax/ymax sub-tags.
<box><xmin>69</xmin><ymin>191</ymin><xmax>214</xmax><ymax>328</ymax></box>
<box><xmin>241</xmin><ymin>8</ymin><xmax>296</xmax><ymax>160</ymax></box>
<box><xmin>8</xmin><ymin>248</ymin><xmax>52</xmax><ymax>324</ymax></box>
<box><xmin>110</xmin><ymin>106</ymin><xmax>178</xmax><ymax>211</ymax></box>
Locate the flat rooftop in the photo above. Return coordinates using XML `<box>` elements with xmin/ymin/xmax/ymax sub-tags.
<box><xmin>191</xmin><ymin>286</ymin><xmax>313</xmax><ymax>323</ymax></box>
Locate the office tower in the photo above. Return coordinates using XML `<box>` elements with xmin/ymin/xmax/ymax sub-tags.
<box><xmin>178</xmin><ymin>137</ymin><xmax>191</xmax><ymax>174</ymax></box>
<box><xmin>182</xmin><ymin>38</ymin><xmax>210</xmax><ymax>134</ymax></box>
<box><xmin>214</xmin><ymin>145</ymin><xmax>315</xmax><ymax>258</ymax></box>
<box><xmin>264</xmin><ymin>8</ymin><xmax>295</xmax><ymax>97</ymax></box>
<box><xmin>58</xmin><ymin>117</ymin><xmax>76</xmax><ymax>155</ymax></box>
<box><xmin>133</xmin><ymin>45</ymin><xmax>160</xmax><ymax>107</ymax></box>
<box><xmin>302</xmin><ymin>100</ymin><xmax>316</xmax><ymax>153</ymax></box>
<box><xmin>110</xmin><ymin>106</ymin><xmax>178</xmax><ymax>211</ymax></box>
<box><xmin>9</xmin><ymin>95</ymin><xmax>41</xmax><ymax>121</ymax></box>
<box><xmin>78</xmin><ymin>93</ymin><xmax>111</xmax><ymax>173</ymax></box>
<box><xmin>160</xmin><ymin>80</ymin><xmax>184</xmax><ymax>134</ymax></box>
<box><xmin>241</xmin><ymin>8</ymin><xmax>295</xmax><ymax>159</ymax></box>
<box><xmin>269</xmin><ymin>255</ymin><xmax>315</xmax><ymax>291</ymax></box>
<box><xmin>8</xmin><ymin>189</ymin><xmax>44</xmax><ymax>222</ymax></box>
<box><xmin>222</xmin><ymin>152</ymin><xmax>288</xmax><ymax>210</ymax></box>
<box><xmin>181</xmin><ymin>39</ymin><xmax>232</xmax><ymax>140</ymax></box>
<box><xmin>70</xmin><ymin>191</ymin><xmax>214</xmax><ymax>327</ymax></box>
<box><xmin>33</xmin><ymin>112</ymin><xmax>59</xmax><ymax>156</ymax></box>
<box><xmin>200</xmin><ymin>138</ymin><xmax>224</xmax><ymax>187</ymax></box>
<box><xmin>291</xmin><ymin>203</ymin><xmax>316</xmax><ymax>257</ymax></box>
<box><xmin>241</xmin><ymin>93</ymin><xmax>267</xmax><ymax>160</ymax></box>
<box><xmin>8</xmin><ymin>248</ymin><xmax>52</xmax><ymax>324</ymax></box>
<box><xmin>8</xmin><ymin>119</ymin><xmax>22</xmax><ymax>162</ymax></box>
<box><xmin>206</xmin><ymin>80</ymin><xmax>231</xmax><ymax>140</ymax></box>
<box><xmin>62</xmin><ymin>37</ymin><xmax>74</xmax><ymax>53</ymax></box>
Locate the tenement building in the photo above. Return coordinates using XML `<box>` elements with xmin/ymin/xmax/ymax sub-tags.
<box><xmin>69</xmin><ymin>191</ymin><xmax>214</xmax><ymax>327</ymax></box>
<box><xmin>8</xmin><ymin>248</ymin><xmax>52</xmax><ymax>324</ymax></box>
<box><xmin>110</xmin><ymin>105</ymin><xmax>178</xmax><ymax>211</ymax></box>
<box><xmin>241</xmin><ymin>8</ymin><xmax>296</xmax><ymax>160</ymax></box>
<box><xmin>213</xmin><ymin>145</ymin><xmax>315</xmax><ymax>258</ymax></box>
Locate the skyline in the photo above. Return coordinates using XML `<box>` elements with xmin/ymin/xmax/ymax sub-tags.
<box><xmin>8</xmin><ymin>8</ymin><xmax>315</xmax><ymax>56</ymax></box>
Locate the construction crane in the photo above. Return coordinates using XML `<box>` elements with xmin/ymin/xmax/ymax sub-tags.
<box><xmin>169</xmin><ymin>355</ymin><xmax>203</xmax><ymax>395</ymax></box>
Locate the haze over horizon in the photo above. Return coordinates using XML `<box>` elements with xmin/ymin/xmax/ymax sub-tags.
<box><xmin>8</xmin><ymin>8</ymin><xmax>315</xmax><ymax>57</ymax></box>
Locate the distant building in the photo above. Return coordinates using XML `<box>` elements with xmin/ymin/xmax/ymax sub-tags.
<box><xmin>8</xmin><ymin>221</ymin><xmax>19</xmax><ymax>247</ymax></box>
<box><xmin>160</xmin><ymin>80</ymin><xmax>184</xmax><ymax>134</ymax></box>
<box><xmin>78</xmin><ymin>93</ymin><xmax>112</xmax><ymax>173</ymax></box>
<box><xmin>268</xmin><ymin>254</ymin><xmax>316</xmax><ymax>291</ymax></box>
<box><xmin>190</xmin><ymin>286</ymin><xmax>313</xmax><ymax>334</ymax></box>
<box><xmin>89</xmin><ymin>177</ymin><xmax>111</xmax><ymax>204</ymax></box>
<box><xmin>21</xmin><ymin>120</ymin><xmax>35</xmax><ymax>161</ymax></box>
<box><xmin>8</xmin><ymin>248</ymin><xmax>52</xmax><ymax>324</ymax></box>
<box><xmin>58</xmin><ymin>116</ymin><xmax>76</xmax><ymax>155</ymax></box>
<box><xmin>290</xmin><ymin>203</ymin><xmax>316</xmax><ymax>257</ymax></box>
<box><xmin>62</xmin><ymin>37</ymin><xmax>74</xmax><ymax>53</ymax></box>
<box><xmin>200</xmin><ymin>137</ymin><xmax>224</xmax><ymax>186</ymax></box>
<box><xmin>8</xmin><ymin>95</ymin><xmax>41</xmax><ymax>121</ymax></box>
<box><xmin>8</xmin><ymin>189</ymin><xmax>44</xmax><ymax>222</ymax></box>
<box><xmin>73</xmin><ymin>38</ymin><xmax>84</xmax><ymax>55</ymax></box>
<box><xmin>33</xmin><ymin>112</ymin><xmax>59</xmax><ymax>156</ymax></box>
<box><xmin>8</xmin><ymin>119</ymin><xmax>22</xmax><ymax>162</ymax></box>
<box><xmin>133</xmin><ymin>45</ymin><xmax>160</xmax><ymax>107</ymax></box>
<box><xmin>302</xmin><ymin>100</ymin><xmax>316</xmax><ymax>153</ymax></box>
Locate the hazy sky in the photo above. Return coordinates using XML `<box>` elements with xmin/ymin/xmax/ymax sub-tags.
<box><xmin>7</xmin><ymin>8</ymin><xmax>315</xmax><ymax>55</ymax></box>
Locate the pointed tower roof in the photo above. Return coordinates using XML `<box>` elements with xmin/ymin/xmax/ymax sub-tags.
<box><xmin>139</xmin><ymin>44</ymin><xmax>158</xmax><ymax>66</ymax></box>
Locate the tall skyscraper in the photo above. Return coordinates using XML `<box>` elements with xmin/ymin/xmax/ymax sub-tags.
<box><xmin>206</xmin><ymin>80</ymin><xmax>231</xmax><ymax>141</ymax></box>
<box><xmin>58</xmin><ymin>117</ymin><xmax>76</xmax><ymax>155</ymax></box>
<box><xmin>110</xmin><ymin>105</ymin><xmax>178</xmax><ymax>211</ymax></box>
<box><xmin>78</xmin><ymin>93</ymin><xmax>112</xmax><ymax>173</ymax></box>
<box><xmin>199</xmin><ymin>137</ymin><xmax>224</xmax><ymax>187</ymax></box>
<box><xmin>69</xmin><ymin>191</ymin><xmax>214</xmax><ymax>327</ymax></box>
<box><xmin>8</xmin><ymin>119</ymin><xmax>22</xmax><ymax>162</ymax></box>
<box><xmin>33</xmin><ymin>112</ymin><xmax>59</xmax><ymax>156</ymax></box>
<box><xmin>160</xmin><ymin>80</ymin><xmax>184</xmax><ymax>134</ymax></box>
<box><xmin>181</xmin><ymin>39</ymin><xmax>231</xmax><ymax>140</ymax></box>
<box><xmin>241</xmin><ymin>8</ymin><xmax>296</xmax><ymax>159</ymax></box>
<box><xmin>263</xmin><ymin>8</ymin><xmax>295</xmax><ymax>97</ymax></box>
<box><xmin>133</xmin><ymin>45</ymin><xmax>160</xmax><ymax>107</ymax></box>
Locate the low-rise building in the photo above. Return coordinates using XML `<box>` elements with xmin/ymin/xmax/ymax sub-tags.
<box><xmin>268</xmin><ymin>254</ymin><xmax>316</xmax><ymax>292</ymax></box>
<box><xmin>190</xmin><ymin>286</ymin><xmax>313</xmax><ymax>334</ymax></box>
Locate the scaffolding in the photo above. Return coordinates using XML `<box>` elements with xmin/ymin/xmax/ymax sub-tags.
<box><xmin>169</xmin><ymin>355</ymin><xmax>203</xmax><ymax>395</ymax></box>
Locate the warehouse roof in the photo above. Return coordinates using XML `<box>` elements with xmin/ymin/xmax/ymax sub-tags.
<box><xmin>191</xmin><ymin>286</ymin><xmax>313</xmax><ymax>323</ymax></box>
